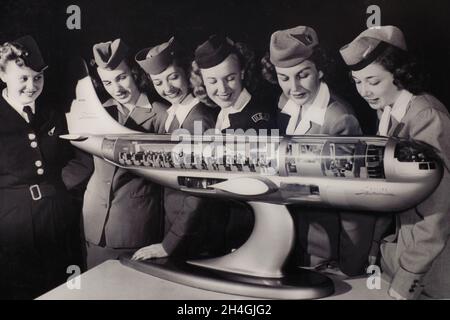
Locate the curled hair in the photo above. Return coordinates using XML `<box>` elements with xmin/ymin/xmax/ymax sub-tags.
<box><xmin>142</xmin><ymin>48</ymin><xmax>195</xmax><ymax>100</ymax></box>
<box><xmin>0</xmin><ymin>42</ymin><xmax>28</xmax><ymax>72</ymax></box>
<box><xmin>189</xmin><ymin>41</ymin><xmax>258</xmax><ymax>107</ymax></box>
<box><xmin>261</xmin><ymin>45</ymin><xmax>335</xmax><ymax>85</ymax></box>
<box><xmin>374</xmin><ymin>45</ymin><xmax>429</xmax><ymax>94</ymax></box>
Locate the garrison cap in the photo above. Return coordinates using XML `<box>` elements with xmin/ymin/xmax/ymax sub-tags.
<box><xmin>93</xmin><ymin>38</ymin><xmax>129</xmax><ymax>70</ymax></box>
<box><xmin>135</xmin><ymin>37</ymin><xmax>180</xmax><ymax>75</ymax></box>
<box><xmin>340</xmin><ymin>25</ymin><xmax>407</xmax><ymax>71</ymax></box>
<box><xmin>194</xmin><ymin>34</ymin><xmax>235</xmax><ymax>69</ymax></box>
<box><xmin>11</xmin><ymin>35</ymin><xmax>47</xmax><ymax>72</ymax></box>
<box><xmin>269</xmin><ymin>26</ymin><xmax>319</xmax><ymax>68</ymax></box>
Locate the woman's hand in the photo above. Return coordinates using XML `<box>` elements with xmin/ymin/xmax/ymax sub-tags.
<box><xmin>131</xmin><ymin>243</ymin><xmax>169</xmax><ymax>260</ymax></box>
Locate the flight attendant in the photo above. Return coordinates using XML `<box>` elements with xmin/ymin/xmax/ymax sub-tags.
<box><xmin>341</xmin><ymin>25</ymin><xmax>450</xmax><ymax>299</ymax></box>
<box><xmin>190</xmin><ymin>34</ymin><xmax>276</xmax><ymax>252</ymax></box>
<box><xmin>262</xmin><ymin>26</ymin><xmax>372</xmax><ymax>277</ymax></box>
<box><xmin>0</xmin><ymin>36</ymin><xmax>91</xmax><ymax>299</ymax></box>
<box><xmin>83</xmin><ymin>39</ymin><xmax>167</xmax><ymax>268</ymax></box>
<box><xmin>132</xmin><ymin>37</ymin><xmax>217</xmax><ymax>260</ymax></box>
<box><xmin>191</xmin><ymin>34</ymin><xmax>276</xmax><ymax>133</ymax></box>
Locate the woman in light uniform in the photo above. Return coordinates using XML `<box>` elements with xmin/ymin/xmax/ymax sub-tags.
<box><xmin>341</xmin><ymin>25</ymin><xmax>450</xmax><ymax>299</ymax></box>
<box><xmin>82</xmin><ymin>39</ymin><xmax>167</xmax><ymax>269</ymax></box>
<box><xmin>132</xmin><ymin>37</ymin><xmax>216</xmax><ymax>260</ymax></box>
<box><xmin>261</xmin><ymin>26</ymin><xmax>374</xmax><ymax>277</ymax></box>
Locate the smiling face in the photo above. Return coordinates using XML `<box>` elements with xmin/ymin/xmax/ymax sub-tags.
<box><xmin>0</xmin><ymin>61</ymin><xmax>44</xmax><ymax>105</ymax></box>
<box><xmin>351</xmin><ymin>63</ymin><xmax>402</xmax><ymax>110</ymax></box>
<box><xmin>97</xmin><ymin>60</ymin><xmax>140</xmax><ymax>105</ymax></box>
<box><xmin>200</xmin><ymin>54</ymin><xmax>243</xmax><ymax>109</ymax></box>
<box><xmin>275</xmin><ymin>59</ymin><xmax>323</xmax><ymax>107</ymax></box>
<box><xmin>150</xmin><ymin>64</ymin><xmax>189</xmax><ymax>105</ymax></box>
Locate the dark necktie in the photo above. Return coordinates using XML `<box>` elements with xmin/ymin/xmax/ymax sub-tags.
<box><xmin>23</xmin><ymin>105</ymin><xmax>35</xmax><ymax>126</ymax></box>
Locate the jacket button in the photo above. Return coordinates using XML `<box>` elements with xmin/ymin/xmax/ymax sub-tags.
<box><xmin>37</xmin><ymin>168</ymin><xmax>44</xmax><ymax>175</ymax></box>
<box><xmin>30</xmin><ymin>141</ymin><xmax>38</xmax><ymax>148</ymax></box>
<box><xmin>28</xmin><ymin>133</ymin><xmax>36</xmax><ymax>140</ymax></box>
<box><xmin>35</xmin><ymin>160</ymin><xmax>42</xmax><ymax>167</ymax></box>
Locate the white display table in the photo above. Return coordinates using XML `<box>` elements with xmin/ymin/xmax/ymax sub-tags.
<box><xmin>38</xmin><ymin>260</ymin><xmax>391</xmax><ymax>300</ymax></box>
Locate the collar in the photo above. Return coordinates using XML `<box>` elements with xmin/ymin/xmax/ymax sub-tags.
<box><xmin>230</xmin><ymin>88</ymin><xmax>251</xmax><ymax>113</ymax></box>
<box><xmin>168</xmin><ymin>94</ymin><xmax>199</xmax><ymax>127</ymax></box>
<box><xmin>280</xmin><ymin>82</ymin><xmax>330</xmax><ymax>133</ymax></box>
<box><xmin>103</xmin><ymin>93</ymin><xmax>152</xmax><ymax>114</ymax></box>
<box><xmin>216</xmin><ymin>88</ymin><xmax>251</xmax><ymax>130</ymax></box>
<box><xmin>390</xmin><ymin>90</ymin><xmax>413</xmax><ymax>123</ymax></box>
<box><xmin>2</xmin><ymin>88</ymin><xmax>36</xmax><ymax>119</ymax></box>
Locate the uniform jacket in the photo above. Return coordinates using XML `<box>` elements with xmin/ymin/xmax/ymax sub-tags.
<box><xmin>0</xmin><ymin>94</ymin><xmax>92</xmax><ymax>247</ymax></box>
<box><xmin>221</xmin><ymin>93</ymin><xmax>276</xmax><ymax>133</ymax></box>
<box><xmin>276</xmin><ymin>90</ymin><xmax>362</xmax><ymax>136</ymax></box>
<box><xmin>217</xmin><ymin>89</ymin><xmax>277</xmax><ymax>252</ymax></box>
<box><xmin>160</xmin><ymin>99</ymin><xmax>218</xmax><ymax>256</ymax></box>
<box><xmin>276</xmin><ymin>86</ymin><xmax>375</xmax><ymax>276</ymax></box>
<box><xmin>83</xmin><ymin>96</ymin><xmax>168</xmax><ymax>248</ymax></box>
<box><xmin>379</xmin><ymin>93</ymin><xmax>450</xmax><ymax>299</ymax></box>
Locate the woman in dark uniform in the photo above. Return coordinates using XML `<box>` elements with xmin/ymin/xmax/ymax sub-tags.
<box><xmin>260</xmin><ymin>26</ymin><xmax>373</xmax><ymax>277</ymax></box>
<box><xmin>190</xmin><ymin>34</ymin><xmax>276</xmax><ymax>133</ymax></box>
<box><xmin>341</xmin><ymin>25</ymin><xmax>450</xmax><ymax>299</ymax></box>
<box><xmin>0</xmin><ymin>36</ymin><xmax>91</xmax><ymax>299</ymax></box>
<box><xmin>132</xmin><ymin>37</ymin><xmax>217</xmax><ymax>260</ymax></box>
<box><xmin>190</xmin><ymin>35</ymin><xmax>276</xmax><ymax>253</ymax></box>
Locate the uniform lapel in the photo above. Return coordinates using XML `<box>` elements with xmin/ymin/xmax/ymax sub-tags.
<box><xmin>30</xmin><ymin>101</ymin><xmax>57</xmax><ymax>135</ymax></box>
<box><xmin>303</xmin><ymin>121</ymin><xmax>314</xmax><ymax>134</ymax></box>
<box><xmin>179</xmin><ymin>102</ymin><xmax>200</xmax><ymax>129</ymax></box>
<box><xmin>277</xmin><ymin>111</ymin><xmax>291</xmax><ymax>135</ymax></box>
<box><xmin>387</xmin><ymin>90</ymin><xmax>413</xmax><ymax>137</ymax></box>
<box><xmin>389</xmin><ymin>117</ymin><xmax>406</xmax><ymax>137</ymax></box>
<box><xmin>168</xmin><ymin>117</ymin><xmax>180</xmax><ymax>132</ymax></box>
<box><xmin>105</xmin><ymin>105</ymin><xmax>119</xmax><ymax>122</ymax></box>
<box><xmin>127</xmin><ymin>106</ymin><xmax>156</xmax><ymax>127</ymax></box>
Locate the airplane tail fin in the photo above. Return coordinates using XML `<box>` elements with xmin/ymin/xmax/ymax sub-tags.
<box><xmin>65</xmin><ymin>58</ymin><xmax>137</xmax><ymax>136</ymax></box>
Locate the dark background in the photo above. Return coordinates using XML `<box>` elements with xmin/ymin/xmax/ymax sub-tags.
<box><xmin>1</xmin><ymin>0</ymin><xmax>449</xmax><ymax>134</ymax></box>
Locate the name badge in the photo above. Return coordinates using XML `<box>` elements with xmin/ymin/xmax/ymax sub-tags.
<box><xmin>251</xmin><ymin>112</ymin><xmax>269</xmax><ymax>123</ymax></box>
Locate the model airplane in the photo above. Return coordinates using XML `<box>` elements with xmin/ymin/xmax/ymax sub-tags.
<box><xmin>62</xmin><ymin>60</ymin><xmax>443</xmax><ymax>299</ymax></box>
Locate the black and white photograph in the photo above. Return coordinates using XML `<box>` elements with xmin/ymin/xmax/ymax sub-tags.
<box><xmin>0</xmin><ymin>0</ymin><xmax>449</xmax><ymax>304</ymax></box>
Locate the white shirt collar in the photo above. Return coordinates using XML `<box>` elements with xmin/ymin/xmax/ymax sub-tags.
<box><xmin>390</xmin><ymin>90</ymin><xmax>413</xmax><ymax>123</ymax></box>
<box><xmin>281</xmin><ymin>82</ymin><xmax>330</xmax><ymax>134</ymax></box>
<box><xmin>166</xmin><ymin>94</ymin><xmax>199</xmax><ymax>130</ymax></box>
<box><xmin>2</xmin><ymin>88</ymin><xmax>36</xmax><ymax>122</ymax></box>
<box><xmin>174</xmin><ymin>95</ymin><xmax>199</xmax><ymax>126</ymax></box>
<box><xmin>215</xmin><ymin>88</ymin><xmax>252</xmax><ymax>130</ymax></box>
